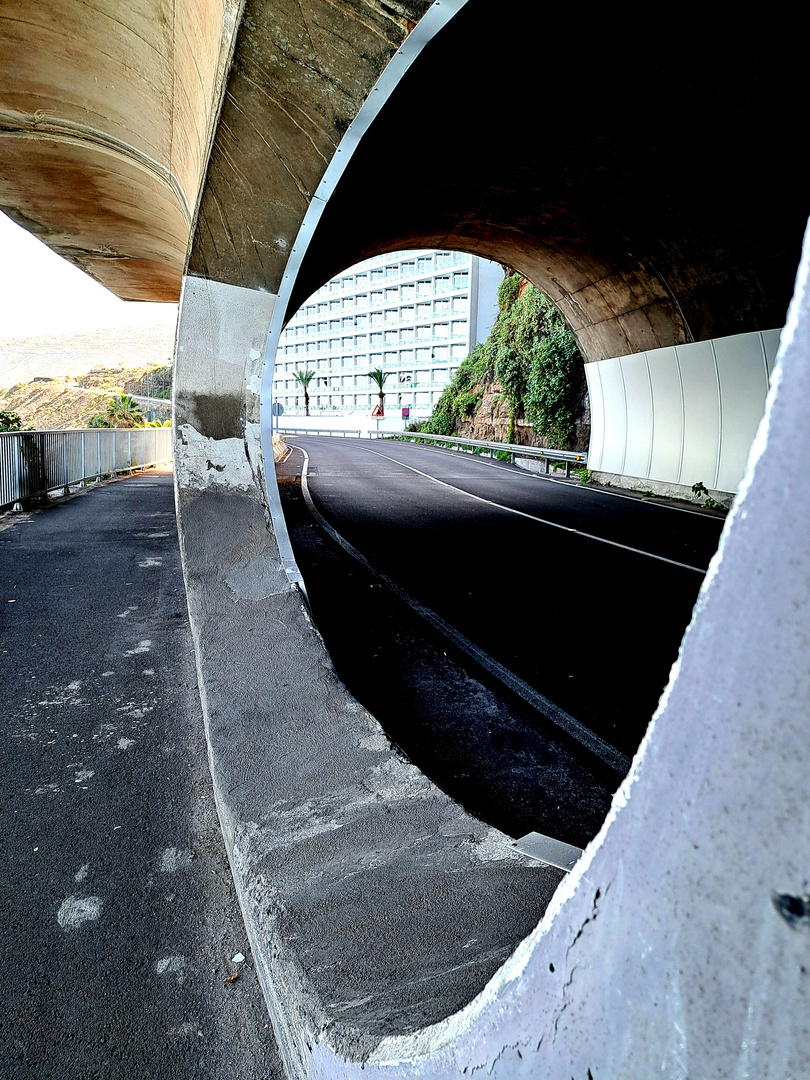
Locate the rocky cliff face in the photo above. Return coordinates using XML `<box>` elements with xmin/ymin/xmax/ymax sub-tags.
<box><xmin>454</xmin><ymin>367</ymin><xmax>590</xmax><ymax>452</ymax></box>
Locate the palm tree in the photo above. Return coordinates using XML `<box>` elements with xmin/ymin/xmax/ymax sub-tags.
<box><xmin>293</xmin><ymin>369</ymin><xmax>316</xmax><ymax>416</ymax></box>
<box><xmin>367</xmin><ymin>367</ymin><xmax>390</xmax><ymax>415</ymax></box>
<box><xmin>104</xmin><ymin>394</ymin><xmax>143</xmax><ymax>428</ymax></box>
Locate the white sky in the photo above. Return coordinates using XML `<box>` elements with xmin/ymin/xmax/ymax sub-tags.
<box><xmin>0</xmin><ymin>211</ymin><xmax>178</xmax><ymax>339</ymax></box>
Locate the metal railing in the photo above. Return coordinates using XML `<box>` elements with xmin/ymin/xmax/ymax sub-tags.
<box><xmin>0</xmin><ymin>428</ymin><xmax>173</xmax><ymax>512</ymax></box>
<box><xmin>379</xmin><ymin>431</ymin><xmax>588</xmax><ymax>476</ymax></box>
<box><xmin>280</xmin><ymin>427</ymin><xmax>363</xmax><ymax>438</ymax></box>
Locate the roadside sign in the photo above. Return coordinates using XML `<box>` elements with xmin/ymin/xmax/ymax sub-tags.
<box><xmin>371</xmin><ymin>404</ymin><xmax>384</xmax><ymax>418</ymax></box>
<box><xmin>271</xmin><ymin>402</ymin><xmax>284</xmax><ymax>416</ymax></box>
<box><xmin>401</xmin><ymin>406</ymin><xmax>410</xmax><ymax>419</ymax></box>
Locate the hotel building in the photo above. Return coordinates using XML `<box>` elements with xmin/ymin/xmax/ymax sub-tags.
<box><xmin>271</xmin><ymin>249</ymin><xmax>502</xmax><ymax>421</ymax></box>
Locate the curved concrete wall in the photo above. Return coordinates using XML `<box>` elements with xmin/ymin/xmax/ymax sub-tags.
<box><xmin>0</xmin><ymin>0</ymin><xmax>240</xmax><ymax>299</ymax></box>
<box><xmin>586</xmin><ymin>329</ymin><xmax>782</xmax><ymax>492</ymax></box>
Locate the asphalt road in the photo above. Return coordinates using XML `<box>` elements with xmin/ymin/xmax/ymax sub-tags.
<box><xmin>0</xmin><ymin>470</ymin><xmax>283</xmax><ymax>1080</ymax></box>
<box><xmin>277</xmin><ymin>437</ymin><xmax>726</xmax><ymax>843</ymax></box>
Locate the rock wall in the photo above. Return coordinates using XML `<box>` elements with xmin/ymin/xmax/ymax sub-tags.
<box><xmin>453</xmin><ymin>369</ymin><xmax>590</xmax><ymax>452</ymax></box>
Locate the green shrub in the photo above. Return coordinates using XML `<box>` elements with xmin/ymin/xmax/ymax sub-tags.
<box><xmin>419</xmin><ymin>276</ymin><xmax>583</xmax><ymax>449</ymax></box>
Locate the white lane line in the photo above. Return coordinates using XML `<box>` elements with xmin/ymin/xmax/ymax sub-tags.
<box><xmin>300</xmin><ymin>447</ymin><xmax>630</xmax><ymax>775</ymax></box>
<box><xmin>362</xmin><ymin>446</ymin><xmax>705</xmax><ymax>574</ymax></box>
<box><xmin>381</xmin><ymin>438</ymin><xmax>727</xmax><ymax>520</ymax></box>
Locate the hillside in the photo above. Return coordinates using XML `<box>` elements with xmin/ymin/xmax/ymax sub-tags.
<box><xmin>0</xmin><ymin>363</ymin><xmax>171</xmax><ymax>430</ymax></box>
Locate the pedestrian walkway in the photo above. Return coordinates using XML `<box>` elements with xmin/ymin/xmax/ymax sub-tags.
<box><xmin>0</xmin><ymin>469</ymin><xmax>283</xmax><ymax>1079</ymax></box>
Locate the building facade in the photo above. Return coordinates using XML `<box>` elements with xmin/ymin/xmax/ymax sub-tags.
<box><xmin>272</xmin><ymin>250</ymin><xmax>502</xmax><ymax>422</ymax></box>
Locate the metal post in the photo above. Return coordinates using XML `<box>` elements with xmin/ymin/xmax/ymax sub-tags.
<box><xmin>80</xmin><ymin>430</ymin><xmax>85</xmax><ymax>486</ymax></box>
<box><xmin>61</xmin><ymin>433</ymin><xmax>68</xmax><ymax>495</ymax></box>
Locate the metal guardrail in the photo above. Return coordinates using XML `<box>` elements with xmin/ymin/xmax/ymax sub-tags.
<box><xmin>281</xmin><ymin>427</ymin><xmax>363</xmax><ymax>438</ymax></box>
<box><xmin>379</xmin><ymin>431</ymin><xmax>588</xmax><ymax>476</ymax></box>
<box><xmin>0</xmin><ymin>428</ymin><xmax>173</xmax><ymax>512</ymax></box>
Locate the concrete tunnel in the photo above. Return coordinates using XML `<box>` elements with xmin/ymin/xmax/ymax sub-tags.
<box><xmin>3</xmin><ymin>1</ymin><xmax>810</xmax><ymax>1075</ymax></box>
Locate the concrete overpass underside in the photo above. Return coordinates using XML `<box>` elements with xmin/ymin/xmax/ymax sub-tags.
<box><xmin>3</xmin><ymin>2</ymin><xmax>810</xmax><ymax>1077</ymax></box>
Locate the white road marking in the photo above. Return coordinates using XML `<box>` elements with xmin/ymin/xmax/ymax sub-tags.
<box><xmin>362</xmin><ymin>446</ymin><xmax>705</xmax><ymax>574</ymax></box>
<box><xmin>160</xmin><ymin>847</ymin><xmax>194</xmax><ymax>872</ymax></box>
<box><xmin>57</xmin><ymin>895</ymin><xmax>103</xmax><ymax>930</ymax></box>
<box><xmin>75</xmin><ymin>863</ymin><xmax>90</xmax><ymax>882</ymax></box>
<box><xmin>387</xmin><ymin>438</ymin><xmax>725</xmax><ymax>519</ymax></box>
<box><xmin>156</xmin><ymin>955</ymin><xmax>186</xmax><ymax>979</ymax></box>
<box><xmin>125</xmin><ymin>640</ymin><xmax>152</xmax><ymax>655</ymax></box>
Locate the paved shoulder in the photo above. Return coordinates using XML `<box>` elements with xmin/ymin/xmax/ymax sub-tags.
<box><xmin>0</xmin><ymin>471</ymin><xmax>283</xmax><ymax>1080</ymax></box>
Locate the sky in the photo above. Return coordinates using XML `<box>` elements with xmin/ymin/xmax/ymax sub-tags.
<box><xmin>0</xmin><ymin>210</ymin><xmax>178</xmax><ymax>339</ymax></box>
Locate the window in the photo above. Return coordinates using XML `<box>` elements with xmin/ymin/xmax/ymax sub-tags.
<box><xmin>401</xmin><ymin>261</ymin><xmax>415</xmax><ymax>278</ymax></box>
<box><xmin>452</xmin><ymin>296</ymin><xmax>468</xmax><ymax>313</ymax></box>
<box><xmin>451</xmin><ymin>320</ymin><xmax>467</xmax><ymax>337</ymax></box>
<box><xmin>436</xmin><ymin>252</ymin><xmax>451</xmax><ymax>269</ymax></box>
<box><xmin>434</xmin><ymin>299</ymin><xmax>450</xmax><ymax>317</ymax></box>
<box><xmin>417</xmin><ymin>256</ymin><xmax>432</xmax><ymax>273</ymax></box>
<box><xmin>416</xmin><ymin>303</ymin><xmax>431</xmax><ymax>319</ymax></box>
<box><xmin>452</xmin><ymin>272</ymin><xmax>468</xmax><ymax>289</ymax></box>
<box><xmin>435</xmin><ymin>276</ymin><xmax>451</xmax><ymax>293</ymax></box>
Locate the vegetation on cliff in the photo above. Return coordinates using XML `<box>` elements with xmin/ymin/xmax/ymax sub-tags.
<box><xmin>420</xmin><ymin>275</ymin><xmax>585</xmax><ymax>448</ymax></box>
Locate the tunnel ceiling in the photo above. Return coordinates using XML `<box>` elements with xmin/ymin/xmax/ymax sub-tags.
<box><xmin>2</xmin><ymin>1</ymin><xmax>806</xmax><ymax>363</ymax></box>
<box><xmin>284</xmin><ymin>4</ymin><xmax>809</xmax><ymax>362</ymax></box>
<box><xmin>0</xmin><ymin>0</ymin><xmax>240</xmax><ymax>301</ymax></box>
